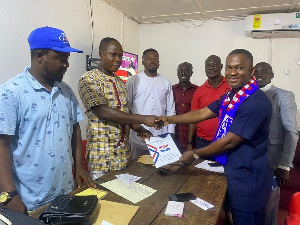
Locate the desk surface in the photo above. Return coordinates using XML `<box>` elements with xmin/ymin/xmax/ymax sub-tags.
<box><xmin>31</xmin><ymin>159</ymin><xmax>227</xmax><ymax>225</ymax></box>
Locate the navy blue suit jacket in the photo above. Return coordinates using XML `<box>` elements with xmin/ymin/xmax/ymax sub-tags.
<box><xmin>209</xmin><ymin>89</ymin><xmax>273</xmax><ymax>212</ymax></box>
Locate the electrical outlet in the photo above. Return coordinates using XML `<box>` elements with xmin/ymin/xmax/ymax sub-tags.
<box><xmin>284</xmin><ymin>68</ymin><xmax>290</xmax><ymax>75</ymax></box>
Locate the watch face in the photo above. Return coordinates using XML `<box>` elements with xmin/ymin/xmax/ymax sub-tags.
<box><xmin>0</xmin><ymin>193</ymin><xmax>9</xmax><ymax>203</ymax></box>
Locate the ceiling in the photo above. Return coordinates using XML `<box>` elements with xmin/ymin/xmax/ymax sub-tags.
<box><xmin>103</xmin><ymin>0</ymin><xmax>300</xmax><ymax>24</ymax></box>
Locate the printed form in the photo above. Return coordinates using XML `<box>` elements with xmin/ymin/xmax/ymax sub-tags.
<box><xmin>145</xmin><ymin>134</ymin><xmax>182</xmax><ymax>168</ymax></box>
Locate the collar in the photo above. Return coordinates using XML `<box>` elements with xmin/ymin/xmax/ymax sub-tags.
<box><xmin>204</xmin><ymin>76</ymin><xmax>226</xmax><ymax>88</ymax></box>
<box><xmin>174</xmin><ymin>82</ymin><xmax>197</xmax><ymax>90</ymax></box>
<box><xmin>142</xmin><ymin>71</ymin><xmax>160</xmax><ymax>78</ymax></box>
<box><xmin>260</xmin><ymin>83</ymin><xmax>272</xmax><ymax>92</ymax></box>
<box><xmin>25</xmin><ymin>67</ymin><xmax>60</xmax><ymax>92</ymax></box>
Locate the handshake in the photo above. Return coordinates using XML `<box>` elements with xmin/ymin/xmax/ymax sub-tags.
<box><xmin>142</xmin><ymin>115</ymin><xmax>169</xmax><ymax>129</ymax></box>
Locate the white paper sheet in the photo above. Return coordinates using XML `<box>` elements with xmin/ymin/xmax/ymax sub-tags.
<box><xmin>145</xmin><ymin>134</ymin><xmax>182</xmax><ymax>168</ymax></box>
<box><xmin>115</xmin><ymin>173</ymin><xmax>142</xmax><ymax>184</ymax></box>
<box><xmin>195</xmin><ymin>160</ymin><xmax>224</xmax><ymax>173</ymax></box>
<box><xmin>101</xmin><ymin>220</ymin><xmax>113</xmax><ymax>225</ymax></box>
<box><xmin>101</xmin><ymin>179</ymin><xmax>156</xmax><ymax>204</ymax></box>
<box><xmin>190</xmin><ymin>197</ymin><xmax>214</xmax><ymax>211</ymax></box>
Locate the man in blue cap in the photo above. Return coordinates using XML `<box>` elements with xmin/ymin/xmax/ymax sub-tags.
<box><xmin>0</xmin><ymin>26</ymin><xmax>95</xmax><ymax>213</ymax></box>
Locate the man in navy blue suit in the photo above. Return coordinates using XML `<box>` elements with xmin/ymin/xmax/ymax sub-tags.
<box><xmin>158</xmin><ymin>49</ymin><xmax>273</xmax><ymax>225</ymax></box>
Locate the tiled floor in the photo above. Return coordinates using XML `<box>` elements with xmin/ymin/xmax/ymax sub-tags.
<box><xmin>217</xmin><ymin>208</ymin><xmax>289</xmax><ymax>225</ymax></box>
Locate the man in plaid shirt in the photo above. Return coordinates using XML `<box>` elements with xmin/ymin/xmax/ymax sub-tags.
<box><xmin>78</xmin><ymin>37</ymin><xmax>158</xmax><ymax>180</ymax></box>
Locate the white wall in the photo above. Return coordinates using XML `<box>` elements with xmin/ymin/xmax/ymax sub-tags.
<box><xmin>0</xmin><ymin>0</ymin><xmax>139</xmax><ymax>139</ymax></box>
<box><xmin>139</xmin><ymin>20</ymin><xmax>300</xmax><ymax>129</ymax></box>
<box><xmin>1</xmin><ymin>1</ymin><xmax>300</xmax><ymax>134</ymax></box>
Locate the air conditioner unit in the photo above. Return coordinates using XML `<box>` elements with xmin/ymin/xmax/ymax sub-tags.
<box><xmin>245</xmin><ymin>12</ymin><xmax>300</xmax><ymax>38</ymax></box>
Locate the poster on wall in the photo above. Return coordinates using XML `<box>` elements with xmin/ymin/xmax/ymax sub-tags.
<box><xmin>115</xmin><ymin>52</ymin><xmax>138</xmax><ymax>82</ymax></box>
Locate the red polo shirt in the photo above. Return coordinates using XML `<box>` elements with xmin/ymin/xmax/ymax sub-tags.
<box><xmin>172</xmin><ymin>83</ymin><xmax>198</xmax><ymax>148</ymax></box>
<box><xmin>191</xmin><ymin>76</ymin><xmax>230</xmax><ymax>141</ymax></box>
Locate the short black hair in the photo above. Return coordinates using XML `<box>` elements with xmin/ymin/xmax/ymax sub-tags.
<box><xmin>143</xmin><ymin>48</ymin><xmax>159</xmax><ymax>56</ymax></box>
<box><xmin>206</xmin><ymin>55</ymin><xmax>221</xmax><ymax>64</ymax></box>
<box><xmin>228</xmin><ymin>49</ymin><xmax>253</xmax><ymax>67</ymax></box>
<box><xmin>30</xmin><ymin>49</ymin><xmax>50</xmax><ymax>60</ymax></box>
<box><xmin>99</xmin><ymin>37</ymin><xmax>120</xmax><ymax>51</ymax></box>
<box><xmin>178</xmin><ymin>62</ymin><xmax>193</xmax><ymax>71</ymax></box>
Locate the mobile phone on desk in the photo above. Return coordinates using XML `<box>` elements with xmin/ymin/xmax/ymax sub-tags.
<box><xmin>169</xmin><ymin>193</ymin><xmax>197</xmax><ymax>202</ymax></box>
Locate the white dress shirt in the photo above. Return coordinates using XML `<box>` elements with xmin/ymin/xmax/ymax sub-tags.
<box><xmin>127</xmin><ymin>71</ymin><xmax>176</xmax><ymax>136</ymax></box>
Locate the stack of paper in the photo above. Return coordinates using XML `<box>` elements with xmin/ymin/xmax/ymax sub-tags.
<box><xmin>137</xmin><ymin>155</ymin><xmax>155</xmax><ymax>165</ymax></box>
<box><xmin>165</xmin><ymin>201</ymin><xmax>184</xmax><ymax>218</ymax></box>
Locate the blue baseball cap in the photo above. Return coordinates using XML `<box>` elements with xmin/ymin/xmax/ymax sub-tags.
<box><xmin>28</xmin><ymin>26</ymin><xmax>83</xmax><ymax>53</ymax></box>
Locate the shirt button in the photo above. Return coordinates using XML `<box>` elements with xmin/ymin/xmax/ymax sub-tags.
<box><xmin>243</xmin><ymin>169</ymin><xmax>246</xmax><ymax>171</ymax></box>
<box><xmin>182</xmin><ymin>104</ymin><xmax>184</xmax><ymax>106</ymax></box>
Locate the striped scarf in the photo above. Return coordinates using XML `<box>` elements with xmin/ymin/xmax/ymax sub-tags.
<box><xmin>211</xmin><ymin>77</ymin><xmax>259</xmax><ymax>165</ymax></box>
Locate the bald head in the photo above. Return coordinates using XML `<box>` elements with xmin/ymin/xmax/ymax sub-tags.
<box><xmin>254</xmin><ymin>62</ymin><xmax>274</xmax><ymax>88</ymax></box>
<box><xmin>255</xmin><ymin>62</ymin><xmax>273</xmax><ymax>73</ymax></box>
<box><xmin>205</xmin><ymin>55</ymin><xmax>223</xmax><ymax>80</ymax></box>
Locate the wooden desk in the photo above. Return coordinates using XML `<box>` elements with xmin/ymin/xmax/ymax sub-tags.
<box><xmin>30</xmin><ymin>159</ymin><xmax>226</xmax><ymax>225</ymax></box>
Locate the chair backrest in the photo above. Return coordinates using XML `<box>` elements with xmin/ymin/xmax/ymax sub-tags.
<box><xmin>289</xmin><ymin>192</ymin><xmax>300</xmax><ymax>216</ymax></box>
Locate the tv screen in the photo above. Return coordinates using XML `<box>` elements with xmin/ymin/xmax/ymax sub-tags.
<box><xmin>115</xmin><ymin>51</ymin><xmax>138</xmax><ymax>82</ymax></box>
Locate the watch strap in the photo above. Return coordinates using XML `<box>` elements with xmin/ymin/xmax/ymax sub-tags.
<box><xmin>8</xmin><ymin>190</ymin><xmax>18</xmax><ymax>199</ymax></box>
<box><xmin>193</xmin><ymin>149</ymin><xmax>199</xmax><ymax>159</ymax></box>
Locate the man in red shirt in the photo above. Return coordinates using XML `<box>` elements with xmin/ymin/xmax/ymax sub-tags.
<box><xmin>172</xmin><ymin>62</ymin><xmax>198</xmax><ymax>153</ymax></box>
<box><xmin>187</xmin><ymin>55</ymin><xmax>230</xmax><ymax>151</ymax></box>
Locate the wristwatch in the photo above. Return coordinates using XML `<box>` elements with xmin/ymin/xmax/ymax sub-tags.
<box><xmin>0</xmin><ymin>190</ymin><xmax>18</xmax><ymax>206</ymax></box>
<box><xmin>193</xmin><ymin>149</ymin><xmax>199</xmax><ymax>159</ymax></box>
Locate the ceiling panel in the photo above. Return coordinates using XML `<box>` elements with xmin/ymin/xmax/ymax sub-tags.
<box><xmin>105</xmin><ymin>0</ymin><xmax>300</xmax><ymax>23</ymax></box>
<box><xmin>107</xmin><ymin>0</ymin><xmax>198</xmax><ymax>18</ymax></box>
<box><xmin>201</xmin><ymin>0</ymin><xmax>293</xmax><ymax>11</ymax></box>
<box><xmin>137</xmin><ymin>13</ymin><xmax>204</xmax><ymax>24</ymax></box>
<box><xmin>206</xmin><ymin>6</ymin><xmax>292</xmax><ymax>19</ymax></box>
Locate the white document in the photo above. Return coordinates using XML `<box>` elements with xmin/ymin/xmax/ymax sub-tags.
<box><xmin>115</xmin><ymin>173</ymin><xmax>142</xmax><ymax>184</ymax></box>
<box><xmin>190</xmin><ymin>197</ymin><xmax>214</xmax><ymax>211</ymax></box>
<box><xmin>195</xmin><ymin>160</ymin><xmax>224</xmax><ymax>173</ymax></box>
<box><xmin>145</xmin><ymin>134</ymin><xmax>182</xmax><ymax>168</ymax></box>
<box><xmin>165</xmin><ymin>201</ymin><xmax>184</xmax><ymax>218</ymax></box>
<box><xmin>101</xmin><ymin>220</ymin><xmax>113</xmax><ymax>225</ymax></box>
<box><xmin>101</xmin><ymin>179</ymin><xmax>156</xmax><ymax>204</ymax></box>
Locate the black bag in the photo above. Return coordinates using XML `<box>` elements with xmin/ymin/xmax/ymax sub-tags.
<box><xmin>0</xmin><ymin>208</ymin><xmax>44</xmax><ymax>225</ymax></box>
<box><xmin>39</xmin><ymin>195</ymin><xmax>99</xmax><ymax>225</ymax></box>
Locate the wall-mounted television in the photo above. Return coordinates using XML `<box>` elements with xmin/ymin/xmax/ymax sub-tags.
<box><xmin>115</xmin><ymin>51</ymin><xmax>138</xmax><ymax>82</ymax></box>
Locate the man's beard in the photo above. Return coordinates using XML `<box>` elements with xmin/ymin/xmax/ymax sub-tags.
<box><xmin>44</xmin><ymin>62</ymin><xmax>64</xmax><ymax>82</ymax></box>
<box><xmin>148</xmin><ymin>68</ymin><xmax>157</xmax><ymax>73</ymax></box>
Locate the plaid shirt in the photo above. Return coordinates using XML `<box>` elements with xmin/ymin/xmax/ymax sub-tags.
<box><xmin>78</xmin><ymin>69</ymin><xmax>130</xmax><ymax>174</ymax></box>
